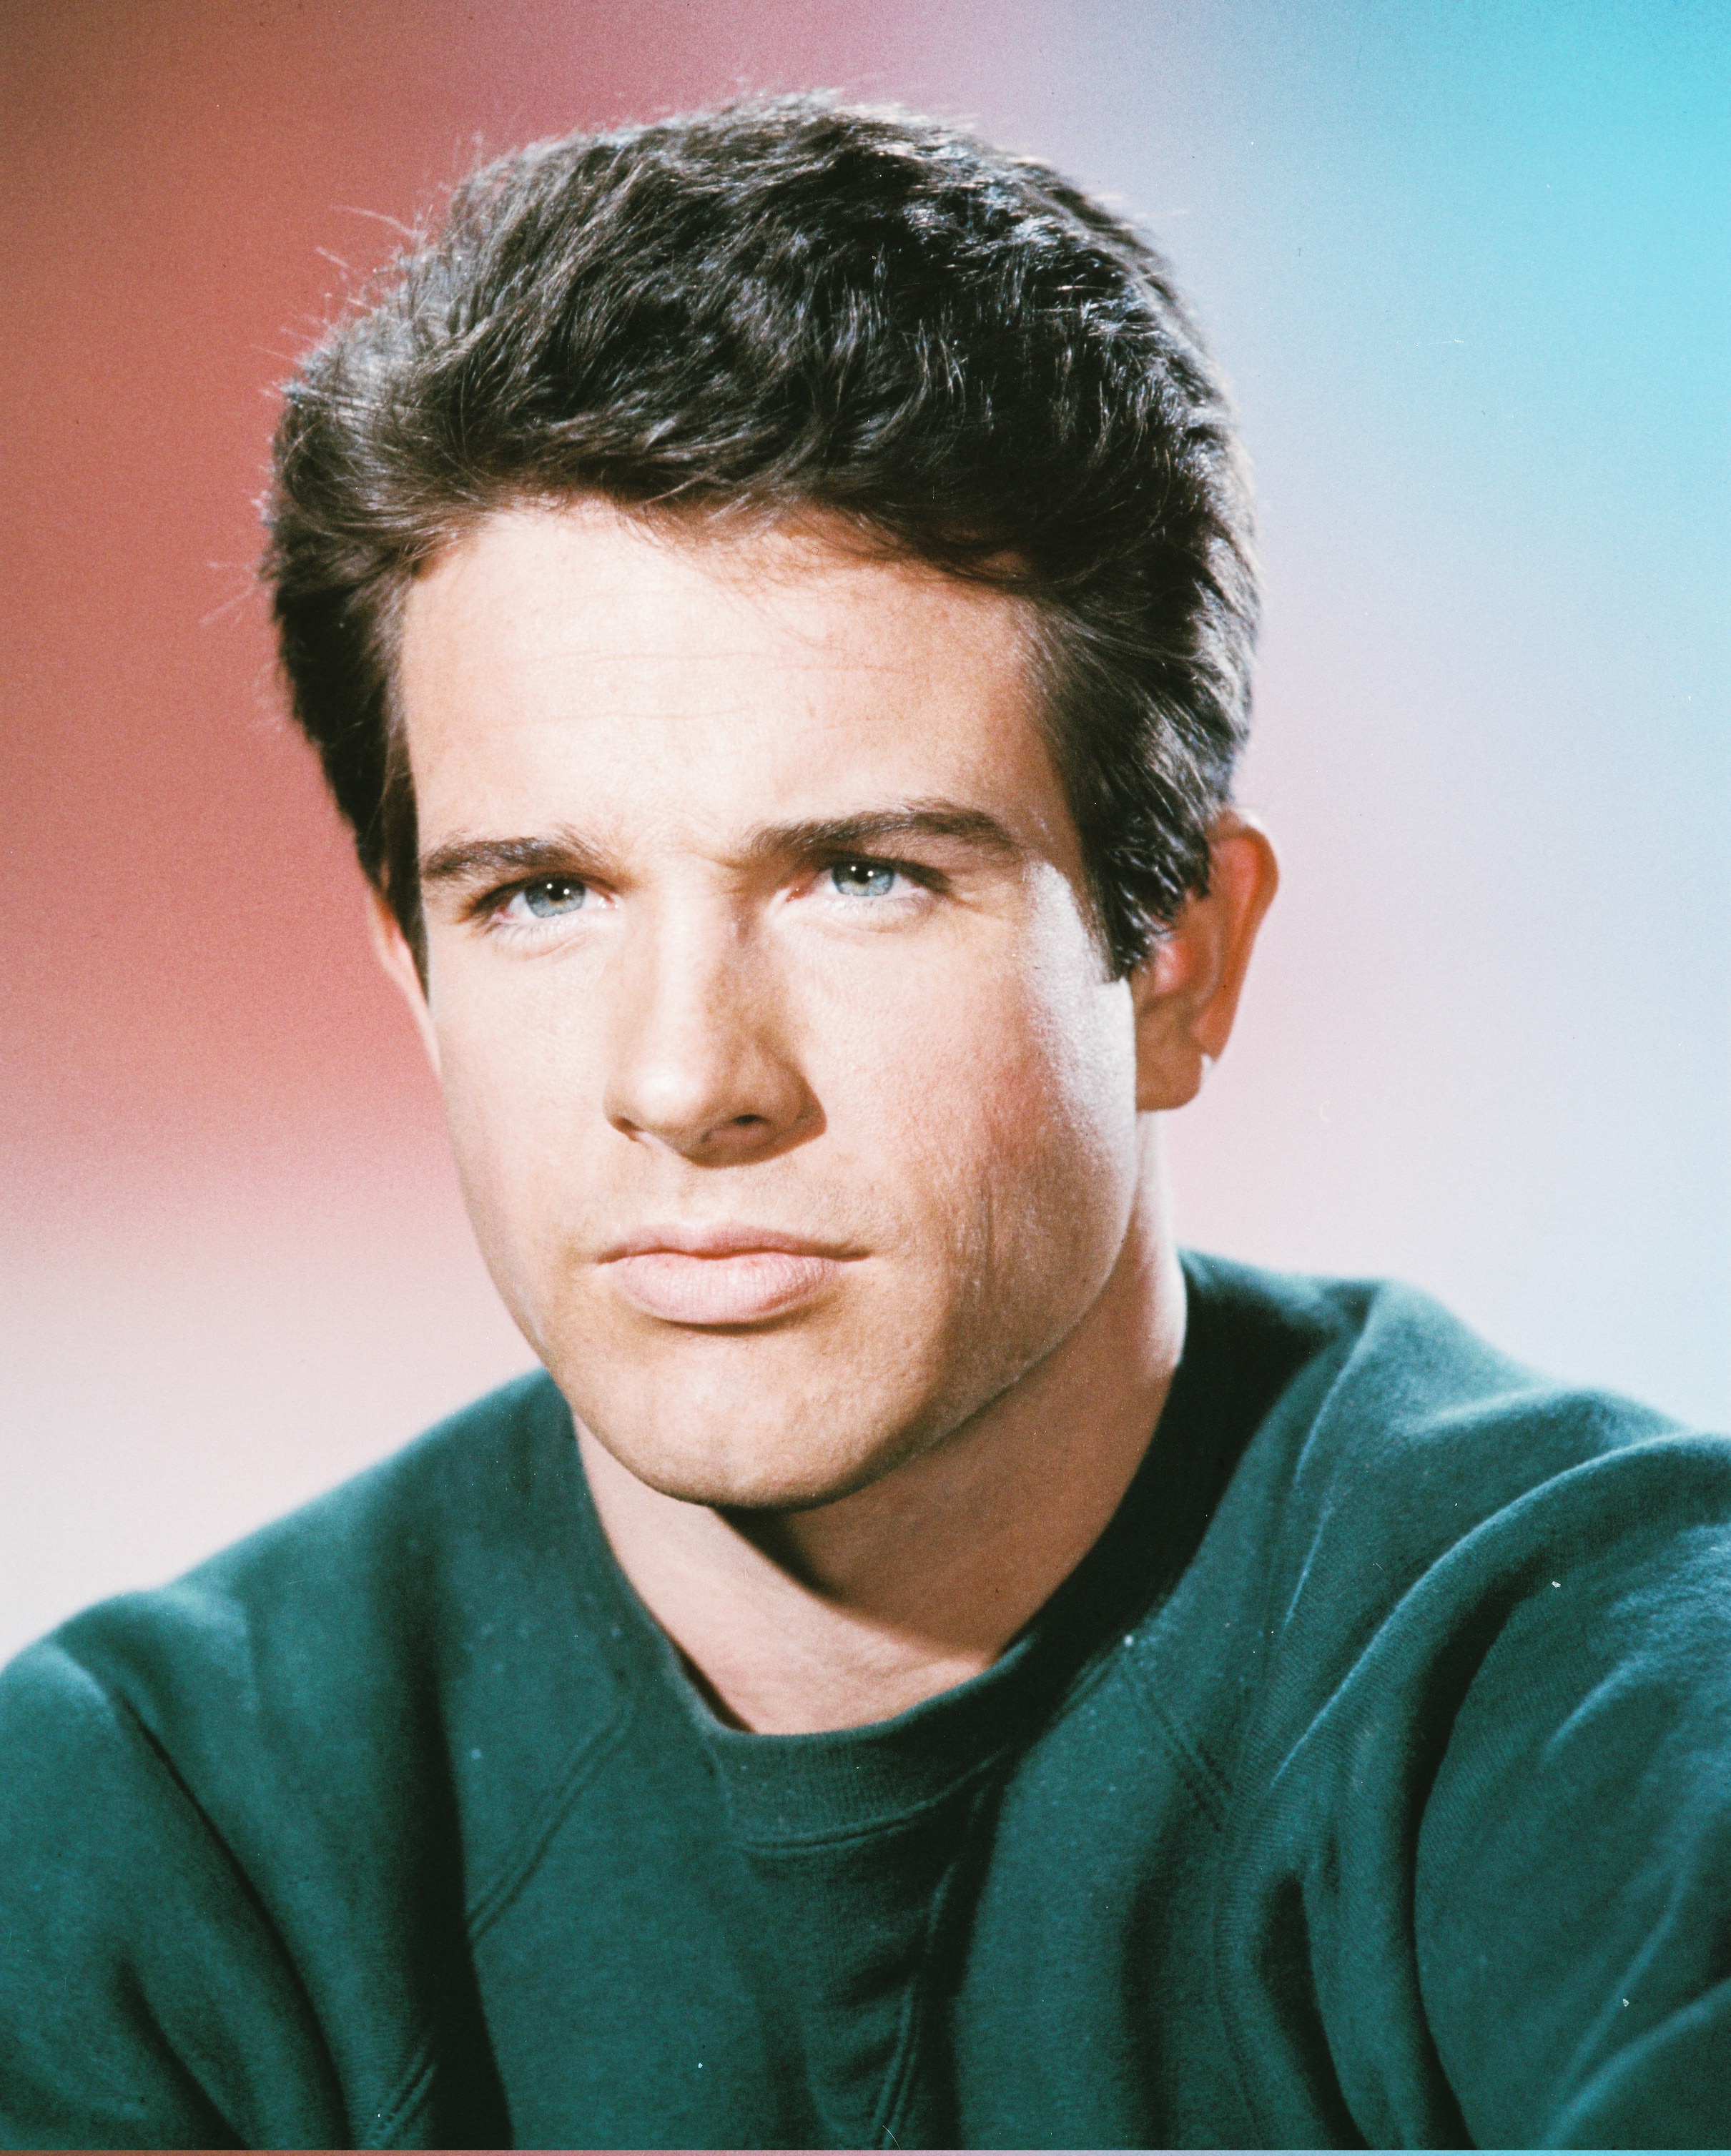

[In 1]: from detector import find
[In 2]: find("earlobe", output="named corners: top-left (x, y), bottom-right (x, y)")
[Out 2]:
top-left (1131, 814), bottom-right (1278, 1113)
top-left (366, 889), bottom-right (441, 1076)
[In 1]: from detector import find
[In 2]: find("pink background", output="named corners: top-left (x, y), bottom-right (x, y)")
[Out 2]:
top-left (6, 0), bottom-right (1727, 1659)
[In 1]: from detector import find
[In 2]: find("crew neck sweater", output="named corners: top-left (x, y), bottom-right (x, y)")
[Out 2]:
top-left (4, 1253), bottom-right (1731, 2150)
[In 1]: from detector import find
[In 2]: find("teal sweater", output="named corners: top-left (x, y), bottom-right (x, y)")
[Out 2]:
top-left (4, 1255), bottom-right (1730, 2150)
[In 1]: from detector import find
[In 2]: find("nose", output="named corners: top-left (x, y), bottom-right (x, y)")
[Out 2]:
top-left (601, 896), bottom-right (819, 1164)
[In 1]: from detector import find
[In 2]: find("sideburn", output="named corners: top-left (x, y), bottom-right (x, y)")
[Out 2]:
top-left (378, 720), bottom-right (427, 989)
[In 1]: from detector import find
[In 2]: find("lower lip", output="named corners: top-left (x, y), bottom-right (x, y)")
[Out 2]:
top-left (608, 1250), bottom-right (842, 1325)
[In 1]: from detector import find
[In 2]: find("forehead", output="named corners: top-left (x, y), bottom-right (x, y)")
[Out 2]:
top-left (394, 500), bottom-right (1077, 864)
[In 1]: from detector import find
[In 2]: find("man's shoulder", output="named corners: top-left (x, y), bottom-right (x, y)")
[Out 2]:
top-left (0, 1374), bottom-right (586, 2149)
top-left (1181, 1246), bottom-right (1689, 1500)
top-left (1160, 1249), bottom-right (1717, 1700)
top-left (1162, 1258), bottom-right (1731, 2151)
top-left (1158, 1251), bottom-right (1731, 1776)
top-left (0, 1366), bottom-right (603, 1799)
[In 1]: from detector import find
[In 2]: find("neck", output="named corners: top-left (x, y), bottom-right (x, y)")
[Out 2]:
top-left (578, 1128), bottom-right (1185, 1734)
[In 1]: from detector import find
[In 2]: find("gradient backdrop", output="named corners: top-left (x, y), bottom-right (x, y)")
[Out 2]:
top-left (6, 0), bottom-right (1728, 1661)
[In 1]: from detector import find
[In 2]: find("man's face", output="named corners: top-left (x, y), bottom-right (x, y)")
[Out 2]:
top-left (395, 501), bottom-right (1147, 1509)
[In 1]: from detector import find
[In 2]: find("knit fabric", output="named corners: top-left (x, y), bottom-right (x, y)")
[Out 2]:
top-left (4, 1252), bottom-right (1728, 2149)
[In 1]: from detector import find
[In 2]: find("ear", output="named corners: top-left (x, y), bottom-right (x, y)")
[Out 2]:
top-left (366, 888), bottom-right (441, 1077)
top-left (1130, 812), bottom-right (1279, 1112)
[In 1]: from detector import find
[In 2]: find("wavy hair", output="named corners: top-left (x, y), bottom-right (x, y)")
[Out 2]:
top-left (264, 94), bottom-right (1257, 975)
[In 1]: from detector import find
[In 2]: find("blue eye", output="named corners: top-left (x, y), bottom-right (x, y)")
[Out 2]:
top-left (829, 861), bottom-right (897, 899)
top-left (520, 878), bottom-right (588, 917)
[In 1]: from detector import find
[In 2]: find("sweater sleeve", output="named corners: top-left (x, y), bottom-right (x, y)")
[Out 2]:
top-left (1414, 1450), bottom-right (1731, 2149)
top-left (0, 1637), bottom-right (346, 2152)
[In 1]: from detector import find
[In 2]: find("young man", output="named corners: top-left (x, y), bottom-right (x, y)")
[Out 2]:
top-left (3, 96), bottom-right (1727, 2152)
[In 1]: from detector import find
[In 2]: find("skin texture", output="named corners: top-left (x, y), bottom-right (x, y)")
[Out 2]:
top-left (381, 500), bottom-right (1277, 1731)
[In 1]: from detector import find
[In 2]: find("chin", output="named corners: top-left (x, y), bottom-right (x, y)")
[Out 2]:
top-left (558, 1335), bottom-right (952, 1515)
top-left (600, 1400), bottom-right (931, 1513)
top-left (536, 1268), bottom-right (1052, 1515)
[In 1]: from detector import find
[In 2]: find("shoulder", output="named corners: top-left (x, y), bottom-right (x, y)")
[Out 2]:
top-left (0, 1364), bottom-right (615, 1904)
top-left (0, 1371), bottom-right (582, 2147)
top-left (1178, 1247), bottom-right (1693, 1552)
top-left (0, 1368), bottom-right (593, 2147)
top-left (1153, 1252), bottom-right (1727, 1779)
top-left (1186, 1250), bottom-right (1731, 1676)
top-left (6, 1367), bottom-right (577, 1725)
top-left (1168, 1259), bottom-right (1731, 2145)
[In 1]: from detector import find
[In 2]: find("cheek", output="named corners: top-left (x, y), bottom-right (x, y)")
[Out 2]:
top-left (827, 920), bottom-right (1140, 1275)
top-left (425, 973), bottom-right (604, 1255)
top-left (982, 976), bottom-right (1140, 1249)
top-left (975, 878), bottom-right (1140, 1176)
top-left (841, 969), bottom-right (1140, 1423)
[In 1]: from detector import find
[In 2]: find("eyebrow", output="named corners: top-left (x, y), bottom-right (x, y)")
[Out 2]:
top-left (744, 804), bottom-right (1023, 867)
top-left (418, 801), bottom-right (1025, 890)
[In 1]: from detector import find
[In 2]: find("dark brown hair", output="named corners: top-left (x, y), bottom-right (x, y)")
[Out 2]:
top-left (264, 94), bottom-right (1257, 974)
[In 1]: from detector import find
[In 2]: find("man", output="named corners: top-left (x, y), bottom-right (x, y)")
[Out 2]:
top-left (2, 94), bottom-right (1727, 2152)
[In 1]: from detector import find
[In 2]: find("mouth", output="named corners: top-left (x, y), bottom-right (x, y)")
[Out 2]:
top-left (601, 1225), bottom-right (854, 1326)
